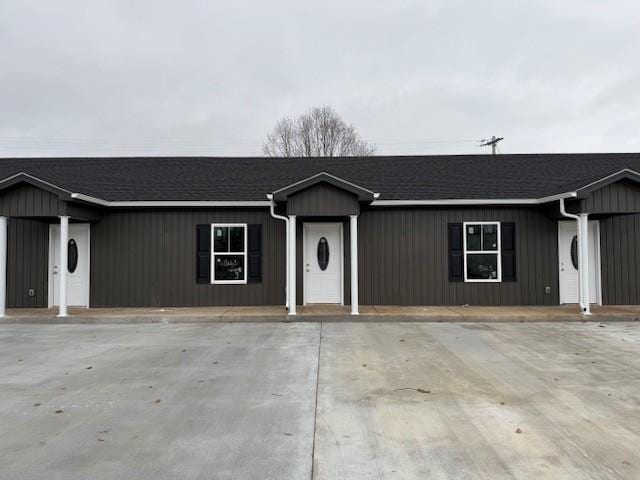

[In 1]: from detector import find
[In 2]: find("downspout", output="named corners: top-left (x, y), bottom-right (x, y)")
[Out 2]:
top-left (559, 197), bottom-right (589, 314)
top-left (267, 194), bottom-right (289, 310)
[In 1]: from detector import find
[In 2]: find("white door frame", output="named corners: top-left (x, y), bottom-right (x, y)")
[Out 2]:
top-left (557, 220), bottom-right (602, 306)
top-left (48, 223), bottom-right (91, 308)
top-left (303, 222), bottom-right (344, 305)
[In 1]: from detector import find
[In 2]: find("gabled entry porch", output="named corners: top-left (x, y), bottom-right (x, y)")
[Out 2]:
top-left (0, 174), bottom-right (100, 318)
top-left (269, 172), bottom-right (378, 316)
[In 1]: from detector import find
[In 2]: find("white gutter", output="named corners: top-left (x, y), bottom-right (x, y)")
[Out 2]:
top-left (67, 189), bottom-right (574, 208)
top-left (70, 193), bottom-right (271, 208)
top-left (371, 192), bottom-right (577, 206)
top-left (266, 194), bottom-right (289, 310)
top-left (70, 192), bottom-right (111, 206)
top-left (559, 197), bottom-right (590, 314)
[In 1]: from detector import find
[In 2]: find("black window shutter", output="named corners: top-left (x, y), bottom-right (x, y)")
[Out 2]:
top-left (448, 223), bottom-right (464, 282)
top-left (247, 224), bottom-right (262, 283)
top-left (501, 222), bottom-right (516, 282)
top-left (196, 224), bottom-right (211, 284)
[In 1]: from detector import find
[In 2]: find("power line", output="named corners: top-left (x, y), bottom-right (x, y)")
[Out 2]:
top-left (479, 136), bottom-right (504, 155)
top-left (0, 134), bottom-right (490, 156)
top-left (0, 135), bottom-right (482, 147)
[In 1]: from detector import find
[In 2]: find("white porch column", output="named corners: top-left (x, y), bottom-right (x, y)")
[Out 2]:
top-left (350, 215), bottom-right (359, 315)
top-left (288, 215), bottom-right (297, 315)
top-left (0, 216), bottom-right (7, 318)
top-left (579, 214), bottom-right (591, 315)
top-left (57, 215), bottom-right (69, 317)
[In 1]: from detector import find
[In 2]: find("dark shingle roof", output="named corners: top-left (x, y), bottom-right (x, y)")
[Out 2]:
top-left (1, 154), bottom-right (639, 202)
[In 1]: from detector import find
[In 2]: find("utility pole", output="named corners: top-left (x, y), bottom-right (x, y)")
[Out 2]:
top-left (480, 136), bottom-right (504, 155)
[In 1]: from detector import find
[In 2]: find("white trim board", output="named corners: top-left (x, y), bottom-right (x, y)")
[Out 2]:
top-left (71, 195), bottom-right (271, 207)
top-left (0, 172), bottom-right (73, 195)
top-left (6, 169), bottom-right (640, 208)
top-left (371, 192), bottom-right (577, 206)
top-left (271, 171), bottom-right (377, 196)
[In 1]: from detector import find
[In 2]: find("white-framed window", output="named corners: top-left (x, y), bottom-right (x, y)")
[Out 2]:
top-left (211, 223), bottom-right (247, 284)
top-left (463, 222), bottom-right (501, 282)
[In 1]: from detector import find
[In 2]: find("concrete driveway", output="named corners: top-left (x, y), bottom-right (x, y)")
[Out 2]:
top-left (1, 322), bottom-right (639, 479)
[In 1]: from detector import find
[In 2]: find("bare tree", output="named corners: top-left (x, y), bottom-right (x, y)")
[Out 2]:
top-left (263, 106), bottom-right (376, 157)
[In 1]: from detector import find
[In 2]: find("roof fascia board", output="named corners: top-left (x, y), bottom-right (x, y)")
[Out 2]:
top-left (371, 192), bottom-right (577, 206)
top-left (272, 171), bottom-right (376, 201)
top-left (69, 192), bottom-right (111, 206)
top-left (69, 193), bottom-right (270, 207)
top-left (0, 172), bottom-right (73, 199)
top-left (575, 168), bottom-right (640, 198)
top-left (107, 200), bottom-right (272, 207)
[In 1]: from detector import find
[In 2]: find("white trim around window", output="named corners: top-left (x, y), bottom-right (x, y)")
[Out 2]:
top-left (463, 221), bottom-right (502, 283)
top-left (211, 223), bottom-right (248, 284)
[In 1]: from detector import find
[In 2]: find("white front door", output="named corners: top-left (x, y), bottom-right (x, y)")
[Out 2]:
top-left (304, 222), bottom-right (343, 304)
top-left (50, 223), bottom-right (90, 307)
top-left (558, 221), bottom-right (600, 305)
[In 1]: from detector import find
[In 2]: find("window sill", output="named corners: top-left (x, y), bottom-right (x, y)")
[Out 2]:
top-left (464, 279), bottom-right (502, 283)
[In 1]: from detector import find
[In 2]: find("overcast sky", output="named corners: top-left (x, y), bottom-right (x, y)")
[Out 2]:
top-left (1, 0), bottom-right (638, 157)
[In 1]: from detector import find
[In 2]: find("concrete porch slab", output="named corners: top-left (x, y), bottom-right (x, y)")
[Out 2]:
top-left (2, 304), bottom-right (640, 324)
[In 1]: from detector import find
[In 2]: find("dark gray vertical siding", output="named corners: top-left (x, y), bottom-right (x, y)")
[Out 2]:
top-left (90, 208), bottom-right (285, 307)
top-left (0, 183), bottom-right (99, 220)
top-left (0, 184), bottom-right (62, 217)
top-left (358, 206), bottom-right (559, 305)
top-left (600, 213), bottom-right (640, 305)
top-left (7, 218), bottom-right (49, 308)
top-left (287, 183), bottom-right (360, 216)
top-left (581, 181), bottom-right (640, 214)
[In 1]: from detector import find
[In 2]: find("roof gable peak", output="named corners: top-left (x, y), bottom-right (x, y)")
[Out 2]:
top-left (272, 172), bottom-right (377, 202)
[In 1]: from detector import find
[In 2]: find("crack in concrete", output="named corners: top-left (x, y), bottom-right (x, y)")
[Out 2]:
top-left (310, 320), bottom-right (323, 480)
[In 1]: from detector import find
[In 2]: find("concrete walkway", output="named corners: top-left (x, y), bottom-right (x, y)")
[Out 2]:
top-left (3, 304), bottom-right (640, 323)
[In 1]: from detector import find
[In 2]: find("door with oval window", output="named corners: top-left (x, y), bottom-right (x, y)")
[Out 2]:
top-left (303, 222), bottom-right (343, 304)
top-left (50, 223), bottom-right (90, 307)
top-left (558, 221), bottom-right (600, 305)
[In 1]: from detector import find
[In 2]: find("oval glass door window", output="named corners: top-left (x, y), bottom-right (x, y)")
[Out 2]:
top-left (570, 235), bottom-right (579, 270)
top-left (68, 239), bottom-right (78, 273)
top-left (317, 237), bottom-right (330, 271)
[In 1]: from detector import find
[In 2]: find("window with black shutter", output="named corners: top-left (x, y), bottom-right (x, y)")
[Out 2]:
top-left (450, 221), bottom-right (513, 283)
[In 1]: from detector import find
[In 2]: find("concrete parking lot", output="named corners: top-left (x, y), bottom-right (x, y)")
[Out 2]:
top-left (1, 321), bottom-right (639, 479)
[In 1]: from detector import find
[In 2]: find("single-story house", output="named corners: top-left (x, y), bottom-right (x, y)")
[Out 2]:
top-left (0, 154), bottom-right (639, 317)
